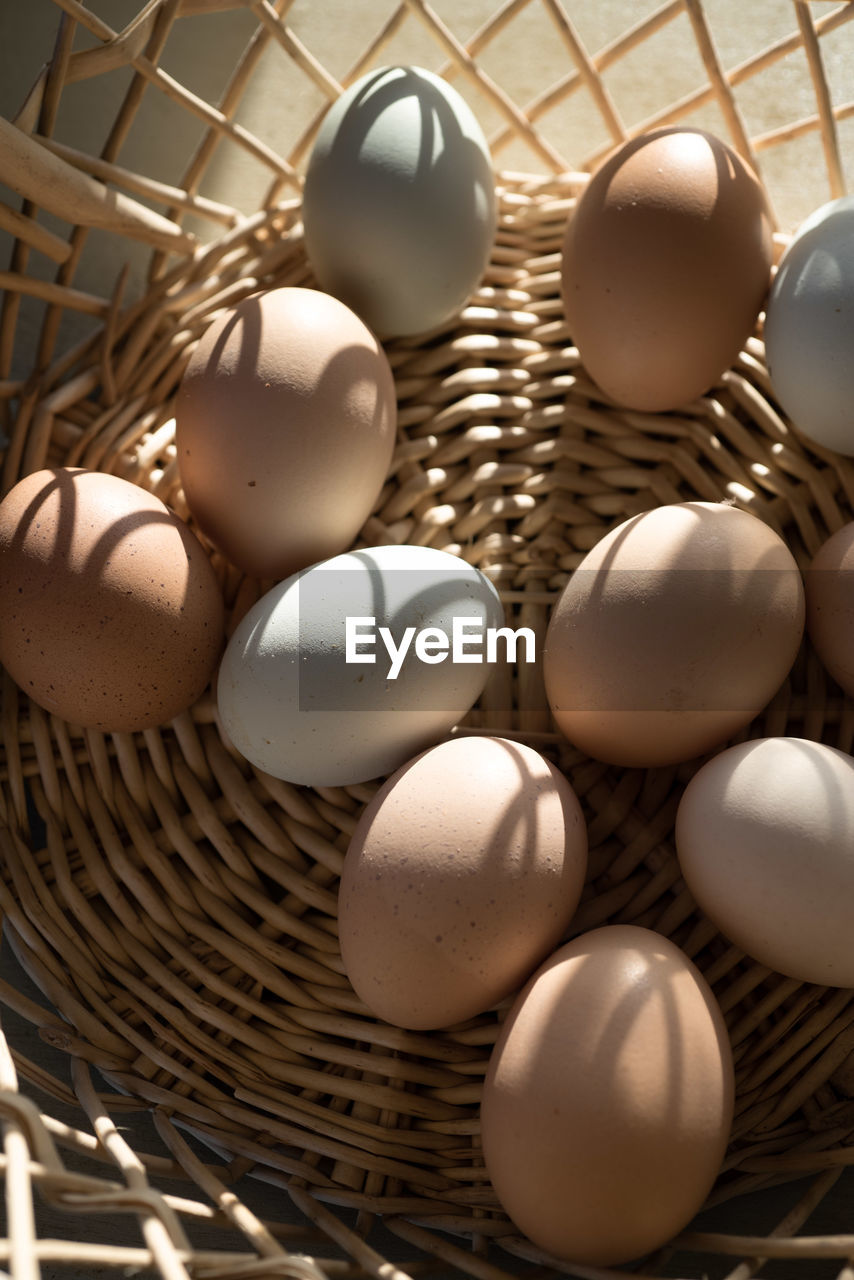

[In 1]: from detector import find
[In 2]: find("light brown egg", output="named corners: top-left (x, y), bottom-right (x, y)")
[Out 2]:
top-left (562, 127), bottom-right (773, 411)
top-left (805, 521), bottom-right (854, 696)
top-left (338, 735), bottom-right (588, 1030)
top-left (0, 467), bottom-right (224, 732)
top-left (543, 501), bottom-right (804, 768)
top-left (175, 286), bottom-right (397, 581)
top-left (480, 924), bottom-right (734, 1267)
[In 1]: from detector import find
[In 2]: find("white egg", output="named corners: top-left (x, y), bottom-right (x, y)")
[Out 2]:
top-left (216, 544), bottom-right (505, 786)
top-left (675, 736), bottom-right (854, 986)
top-left (764, 197), bottom-right (854, 455)
top-left (302, 65), bottom-right (496, 337)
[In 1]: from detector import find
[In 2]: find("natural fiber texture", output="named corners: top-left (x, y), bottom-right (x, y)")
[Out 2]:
top-left (1, 2), bottom-right (854, 1276)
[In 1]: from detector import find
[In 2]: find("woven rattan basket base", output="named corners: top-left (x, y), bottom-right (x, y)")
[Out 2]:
top-left (3, 2), bottom-right (854, 1277)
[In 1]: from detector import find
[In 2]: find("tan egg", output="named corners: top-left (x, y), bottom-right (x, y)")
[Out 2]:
top-left (0, 467), bottom-right (224, 732)
top-left (562, 127), bottom-right (773, 411)
top-left (805, 521), bottom-right (854, 695)
top-left (480, 925), bottom-right (734, 1267)
top-left (175, 286), bottom-right (397, 581)
top-left (338, 735), bottom-right (588, 1030)
top-left (676, 736), bottom-right (854, 986)
top-left (543, 501), bottom-right (804, 767)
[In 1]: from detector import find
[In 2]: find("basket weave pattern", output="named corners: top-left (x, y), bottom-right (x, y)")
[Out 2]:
top-left (2, 2), bottom-right (854, 1276)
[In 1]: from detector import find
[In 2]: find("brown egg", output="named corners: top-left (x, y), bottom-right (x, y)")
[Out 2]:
top-left (0, 467), bottom-right (224, 732)
top-left (480, 925), bottom-right (734, 1267)
top-left (175, 286), bottom-right (397, 581)
top-left (338, 735), bottom-right (588, 1030)
top-left (562, 127), bottom-right (773, 411)
top-left (805, 521), bottom-right (854, 696)
top-left (543, 501), bottom-right (804, 767)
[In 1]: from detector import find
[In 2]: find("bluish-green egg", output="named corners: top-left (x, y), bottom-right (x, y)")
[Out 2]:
top-left (302, 65), bottom-right (496, 337)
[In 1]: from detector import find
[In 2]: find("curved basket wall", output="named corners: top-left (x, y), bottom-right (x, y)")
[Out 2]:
top-left (2, 3), bottom-right (854, 1277)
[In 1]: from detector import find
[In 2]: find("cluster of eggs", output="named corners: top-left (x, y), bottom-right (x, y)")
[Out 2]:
top-left (335, 498), bottom-right (854, 1267)
top-left (1, 63), bottom-right (854, 1270)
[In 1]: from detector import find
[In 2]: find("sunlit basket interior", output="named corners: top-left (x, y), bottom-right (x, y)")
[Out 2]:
top-left (2, 2), bottom-right (854, 1277)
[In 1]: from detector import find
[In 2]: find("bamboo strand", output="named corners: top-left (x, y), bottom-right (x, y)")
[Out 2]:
top-left (34, 135), bottom-right (241, 227)
top-left (793, 0), bottom-right (846, 197)
top-left (0, 117), bottom-right (195, 254)
top-left (49, 0), bottom-right (299, 183)
top-left (0, 204), bottom-right (71, 264)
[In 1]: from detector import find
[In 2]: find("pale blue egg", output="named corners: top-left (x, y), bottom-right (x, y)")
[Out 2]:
top-left (302, 66), bottom-right (496, 337)
top-left (765, 196), bottom-right (854, 456)
top-left (216, 544), bottom-right (506, 786)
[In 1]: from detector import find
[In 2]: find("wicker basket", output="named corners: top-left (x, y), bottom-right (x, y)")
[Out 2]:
top-left (2, 2), bottom-right (854, 1276)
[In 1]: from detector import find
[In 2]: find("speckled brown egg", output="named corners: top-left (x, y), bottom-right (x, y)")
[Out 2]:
top-left (480, 925), bottom-right (734, 1266)
top-left (561, 127), bottom-right (773, 411)
top-left (338, 735), bottom-right (588, 1030)
top-left (175, 286), bottom-right (397, 581)
top-left (0, 467), bottom-right (224, 732)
